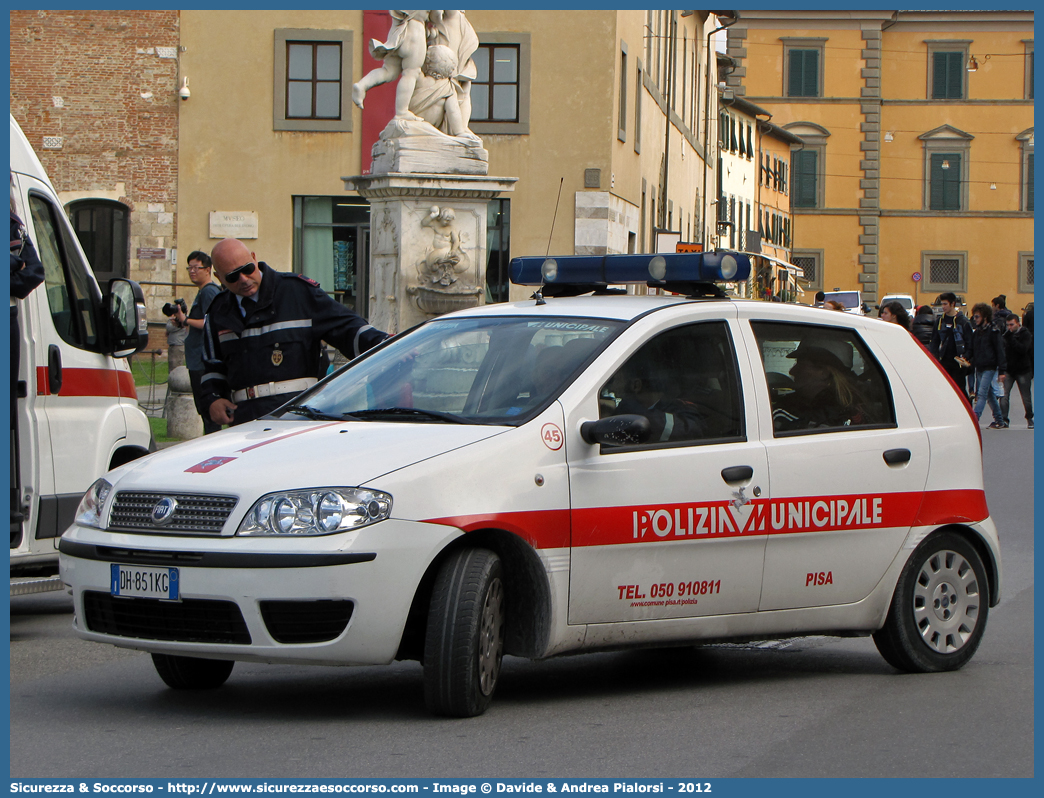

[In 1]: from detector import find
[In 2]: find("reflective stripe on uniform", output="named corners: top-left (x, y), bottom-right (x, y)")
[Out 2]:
top-left (353, 324), bottom-right (374, 357)
top-left (240, 319), bottom-right (313, 339)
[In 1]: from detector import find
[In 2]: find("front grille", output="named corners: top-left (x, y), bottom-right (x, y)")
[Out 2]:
top-left (83, 591), bottom-right (251, 644)
top-left (109, 492), bottom-right (238, 534)
top-left (260, 600), bottom-right (354, 644)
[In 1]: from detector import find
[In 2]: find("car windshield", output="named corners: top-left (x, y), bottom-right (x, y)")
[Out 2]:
top-left (278, 316), bottom-right (624, 425)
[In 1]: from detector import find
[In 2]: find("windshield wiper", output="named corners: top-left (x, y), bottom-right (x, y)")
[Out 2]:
top-left (350, 407), bottom-right (468, 424)
top-left (282, 404), bottom-right (348, 421)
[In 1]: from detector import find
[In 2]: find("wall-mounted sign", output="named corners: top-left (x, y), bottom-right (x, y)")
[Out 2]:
top-left (209, 211), bottom-right (258, 239)
top-left (136, 247), bottom-right (168, 260)
top-left (675, 242), bottom-right (704, 254)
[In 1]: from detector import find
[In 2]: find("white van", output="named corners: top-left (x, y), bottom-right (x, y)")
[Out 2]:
top-left (10, 115), bottom-right (152, 583)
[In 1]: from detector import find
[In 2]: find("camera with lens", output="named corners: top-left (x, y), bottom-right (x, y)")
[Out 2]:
top-left (162, 298), bottom-right (187, 317)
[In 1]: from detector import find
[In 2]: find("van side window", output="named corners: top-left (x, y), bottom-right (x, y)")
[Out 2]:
top-left (598, 321), bottom-right (745, 447)
top-left (29, 193), bottom-right (103, 351)
top-left (750, 321), bottom-right (896, 436)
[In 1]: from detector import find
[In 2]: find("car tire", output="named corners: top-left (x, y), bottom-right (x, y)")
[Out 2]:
top-left (873, 531), bottom-right (989, 673)
top-left (151, 653), bottom-right (234, 689)
top-left (423, 548), bottom-right (505, 717)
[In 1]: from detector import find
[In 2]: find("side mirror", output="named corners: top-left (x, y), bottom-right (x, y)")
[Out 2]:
top-left (580, 414), bottom-right (652, 446)
top-left (105, 278), bottom-right (149, 357)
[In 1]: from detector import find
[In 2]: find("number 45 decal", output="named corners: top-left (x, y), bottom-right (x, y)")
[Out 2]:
top-left (541, 423), bottom-right (564, 450)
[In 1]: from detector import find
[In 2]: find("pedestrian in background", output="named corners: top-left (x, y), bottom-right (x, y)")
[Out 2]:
top-left (929, 292), bottom-right (973, 399)
top-left (879, 301), bottom-right (911, 331)
top-left (968, 302), bottom-right (1007, 428)
top-left (912, 304), bottom-right (935, 346)
top-left (1000, 312), bottom-right (1033, 429)
top-left (174, 251), bottom-right (222, 434)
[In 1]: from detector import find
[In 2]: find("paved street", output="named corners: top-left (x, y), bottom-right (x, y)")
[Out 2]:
top-left (9, 423), bottom-right (1033, 779)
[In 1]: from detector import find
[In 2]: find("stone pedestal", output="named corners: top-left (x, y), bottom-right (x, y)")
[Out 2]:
top-left (164, 365), bottom-right (203, 440)
top-left (342, 173), bottom-right (517, 334)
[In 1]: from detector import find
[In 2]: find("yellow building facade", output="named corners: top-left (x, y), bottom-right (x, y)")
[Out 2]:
top-left (728, 10), bottom-right (1033, 308)
top-left (175, 10), bottom-right (726, 315)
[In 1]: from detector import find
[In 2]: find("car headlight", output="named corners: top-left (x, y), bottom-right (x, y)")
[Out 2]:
top-left (74, 479), bottom-right (112, 530)
top-left (236, 488), bottom-right (392, 536)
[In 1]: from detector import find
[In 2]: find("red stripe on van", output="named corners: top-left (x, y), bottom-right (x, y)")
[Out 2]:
top-left (36, 366), bottom-right (137, 399)
top-left (423, 489), bottom-right (988, 550)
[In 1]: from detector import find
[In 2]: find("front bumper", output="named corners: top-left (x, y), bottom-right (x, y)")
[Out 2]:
top-left (58, 519), bottom-right (462, 665)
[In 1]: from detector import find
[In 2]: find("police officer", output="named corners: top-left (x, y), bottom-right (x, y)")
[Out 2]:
top-left (201, 238), bottom-right (388, 426)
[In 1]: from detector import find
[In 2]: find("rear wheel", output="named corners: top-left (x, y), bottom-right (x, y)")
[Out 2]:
top-left (873, 532), bottom-right (989, 672)
top-left (151, 653), bottom-right (234, 689)
top-left (423, 548), bottom-right (505, 717)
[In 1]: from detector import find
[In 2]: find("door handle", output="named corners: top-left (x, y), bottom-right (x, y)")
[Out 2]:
top-left (721, 465), bottom-right (754, 484)
top-left (47, 344), bottom-right (62, 395)
top-left (882, 448), bottom-right (911, 465)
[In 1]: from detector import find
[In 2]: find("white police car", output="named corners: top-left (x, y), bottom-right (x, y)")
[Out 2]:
top-left (59, 251), bottom-right (1000, 717)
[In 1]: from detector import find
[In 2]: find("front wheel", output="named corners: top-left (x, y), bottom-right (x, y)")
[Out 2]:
top-left (423, 548), bottom-right (505, 717)
top-left (873, 532), bottom-right (989, 673)
top-left (151, 653), bottom-right (234, 689)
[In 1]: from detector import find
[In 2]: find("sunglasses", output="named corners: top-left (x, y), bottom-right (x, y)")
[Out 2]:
top-left (223, 262), bottom-right (257, 283)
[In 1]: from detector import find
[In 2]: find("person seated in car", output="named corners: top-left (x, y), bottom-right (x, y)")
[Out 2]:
top-left (773, 339), bottom-right (868, 431)
top-left (600, 356), bottom-right (706, 443)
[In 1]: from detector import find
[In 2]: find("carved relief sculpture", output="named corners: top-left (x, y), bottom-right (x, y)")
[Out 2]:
top-left (419, 205), bottom-right (468, 286)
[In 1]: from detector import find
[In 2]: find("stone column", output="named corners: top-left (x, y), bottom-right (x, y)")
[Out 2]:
top-left (342, 173), bottom-right (517, 334)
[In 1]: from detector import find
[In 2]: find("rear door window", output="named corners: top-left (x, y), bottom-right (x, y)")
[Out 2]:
top-left (750, 321), bottom-right (896, 436)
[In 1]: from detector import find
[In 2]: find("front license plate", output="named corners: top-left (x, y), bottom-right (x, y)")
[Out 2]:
top-left (110, 564), bottom-right (180, 601)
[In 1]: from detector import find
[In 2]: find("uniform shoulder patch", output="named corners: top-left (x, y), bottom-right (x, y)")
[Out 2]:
top-left (290, 273), bottom-right (321, 287)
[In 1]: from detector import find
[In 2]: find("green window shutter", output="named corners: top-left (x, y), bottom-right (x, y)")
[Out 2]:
top-left (930, 153), bottom-right (961, 210)
top-left (1028, 153), bottom-right (1034, 211)
top-left (793, 150), bottom-right (818, 208)
top-left (789, 49), bottom-right (818, 97)
top-left (932, 52), bottom-right (963, 99)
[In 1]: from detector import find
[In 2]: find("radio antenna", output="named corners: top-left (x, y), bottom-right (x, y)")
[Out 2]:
top-left (546, 177), bottom-right (564, 256)
top-left (532, 177), bottom-right (565, 306)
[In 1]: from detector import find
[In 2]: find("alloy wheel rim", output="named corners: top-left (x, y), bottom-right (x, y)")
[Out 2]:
top-left (478, 577), bottom-right (505, 695)
top-left (912, 549), bottom-right (980, 653)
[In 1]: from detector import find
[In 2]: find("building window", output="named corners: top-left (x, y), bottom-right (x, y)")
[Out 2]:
top-left (67, 199), bottom-right (129, 285)
top-left (782, 38), bottom-right (826, 98)
top-left (926, 40), bottom-right (970, 100)
top-left (470, 33), bottom-right (530, 135)
top-left (921, 251), bottom-right (967, 293)
top-left (928, 153), bottom-right (962, 210)
top-left (792, 250), bottom-right (823, 292)
top-left (1018, 252), bottom-right (1034, 294)
top-left (618, 43), bottom-right (628, 143)
top-left (286, 41), bottom-right (341, 119)
top-left (634, 62), bottom-right (643, 155)
top-left (1025, 42), bottom-right (1034, 100)
top-left (792, 150), bottom-right (818, 208)
top-left (292, 196), bottom-right (369, 316)
top-left (920, 126), bottom-right (972, 211)
top-left (273, 29), bottom-right (352, 133)
top-left (486, 199), bottom-right (511, 303)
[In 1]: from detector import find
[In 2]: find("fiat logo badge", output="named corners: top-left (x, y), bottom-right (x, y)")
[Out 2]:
top-left (151, 497), bottom-right (178, 525)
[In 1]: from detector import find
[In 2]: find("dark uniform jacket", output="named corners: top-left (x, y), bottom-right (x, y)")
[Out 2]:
top-left (911, 309), bottom-right (935, 347)
top-left (1002, 326), bottom-right (1033, 376)
top-left (201, 263), bottom-right (388, 425)
top-left (969, 322), bottom-right (1007, 373)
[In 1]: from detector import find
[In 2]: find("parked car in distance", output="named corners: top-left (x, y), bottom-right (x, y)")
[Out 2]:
top-left (879, 294), bottom-right (915, 312)
top-left (823, 290), bottom-right (866, 315)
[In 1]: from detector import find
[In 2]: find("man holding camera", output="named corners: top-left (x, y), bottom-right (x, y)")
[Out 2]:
top-left (171, 251), bottom-right (222, 433)
top-left (201, 238), bottom-right (389, 426)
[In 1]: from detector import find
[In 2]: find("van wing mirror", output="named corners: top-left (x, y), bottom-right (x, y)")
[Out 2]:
top-left (105, 278), bottom-right (149, 357)
top-left (580, 414), bottom-right (652, 446)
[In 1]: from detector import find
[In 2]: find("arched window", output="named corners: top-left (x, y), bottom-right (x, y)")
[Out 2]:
top-left (66, 199), bottom-right (129, 285)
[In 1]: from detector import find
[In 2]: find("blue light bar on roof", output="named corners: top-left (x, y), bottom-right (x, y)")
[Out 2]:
top-left (509, 250), bottom-right (751, 287)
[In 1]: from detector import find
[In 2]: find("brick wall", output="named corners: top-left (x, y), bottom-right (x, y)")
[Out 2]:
top-left (10, 10), bottom-right (181, 319)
